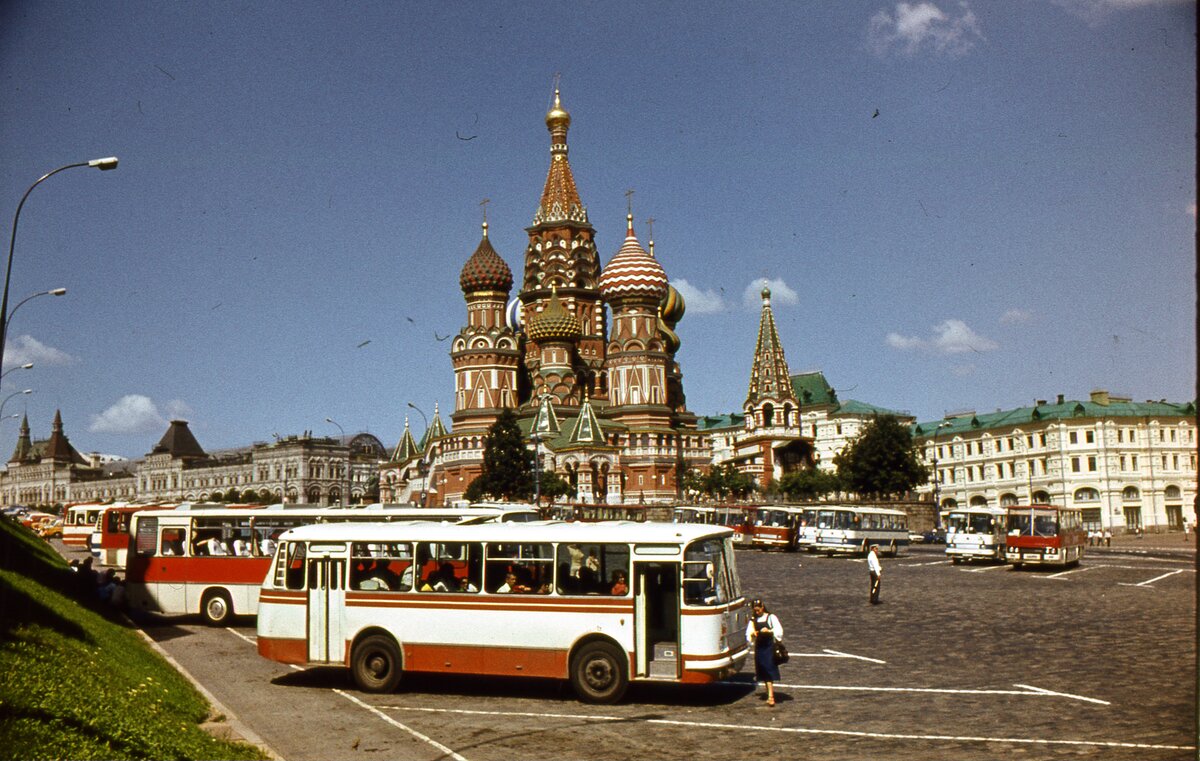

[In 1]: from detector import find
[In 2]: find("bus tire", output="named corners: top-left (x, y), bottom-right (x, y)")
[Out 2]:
top-left (351, 635), bottom-right (403, 693)
top-left (570, 641), bottom-right (628, 704)
top-left (200, 589), bottom-right (233, 626)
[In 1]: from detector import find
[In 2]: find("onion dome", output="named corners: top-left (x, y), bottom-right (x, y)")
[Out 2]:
top-left (545, 87), bottom-right (571, 131)
top-left (505, 296), bottom-right (524, 332)
top-left (659, 284), bottom-right (686, 327)
top-left (528, 287), bottom-right (581, 342)
top-left (598, 215), bottom-right (668, 301)
top-left (459, 222), bottom-right (513, 294)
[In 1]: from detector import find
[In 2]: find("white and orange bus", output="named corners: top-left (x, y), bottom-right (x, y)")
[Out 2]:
top-left (1003, 504), bottom-right (1086, 569)
top-left (89, 503), bottom-right (172, 566)
top-left (125, 504), bottom-right (538, 624)
top-left (749, 505), bottom-right (806, 551)
top-left (256, 520), bottom-right (748, 703)
top-left (943, 505), bottom-right (1007, 563)
top-left (63, 503), bottom-right (106, 548)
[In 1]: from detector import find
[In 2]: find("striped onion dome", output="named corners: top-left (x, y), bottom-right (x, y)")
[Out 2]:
top-left (505, 296), bottom-right (524, 332)
top-left (599, 215), bottom-right (668, 301)
top-left (527, 287), bottom-right (581, 342)
top-left (459, 222), bottom-right (513, 294)
top-left (660, 283), bottom-right (686, 326)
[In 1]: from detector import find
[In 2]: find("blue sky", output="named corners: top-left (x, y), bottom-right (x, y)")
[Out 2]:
top-left (0, 1), bottom-right (1194, 459)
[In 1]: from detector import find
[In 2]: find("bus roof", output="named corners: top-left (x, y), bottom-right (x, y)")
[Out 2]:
top-left (132, 505), bottom-right (537, 522)
top-left (815, 505), bottom-right (908, 516)
top-left (279, 519), bottom-right (732, 545)
top-left (942, 505), bottom-right (1007, 515)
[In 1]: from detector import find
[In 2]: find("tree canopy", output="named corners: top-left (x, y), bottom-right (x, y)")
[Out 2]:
top-left (834, 414), bottom-right (929, 499)
top-left (464, 409), bottom-right (534, 502)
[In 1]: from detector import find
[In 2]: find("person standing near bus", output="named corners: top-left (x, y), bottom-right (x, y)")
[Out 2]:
top-left (746, 598), bottom-right (783, 706)
top-left (867, 544), bottom-right (882, 604)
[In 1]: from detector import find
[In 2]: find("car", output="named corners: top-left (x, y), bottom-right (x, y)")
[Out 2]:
top-left (922, 528), bottom-right (947, 544)
top-left (37, 519), bottom-right (63, 539)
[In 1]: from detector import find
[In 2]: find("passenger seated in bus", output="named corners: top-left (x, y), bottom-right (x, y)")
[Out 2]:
top-left (458, 576), bottom-right (478, 593)
top-left (610, 571), bottom-right (628, 596)
top-left (161, 531), bottom-right (184, 556)
top-left (420, 563), bottom-right (457, 592)
top-left (206, 535), bottom-right (228, 556)
top-left (496, 571), bottom-right (530, 594)
top-left (232, 537), bottom-right (252, 556)
top-left (260, 532), bottom-right (279, 557)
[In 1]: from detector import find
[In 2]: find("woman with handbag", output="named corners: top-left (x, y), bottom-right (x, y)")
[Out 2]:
top-left (745, 597), bottom-right (784, 706)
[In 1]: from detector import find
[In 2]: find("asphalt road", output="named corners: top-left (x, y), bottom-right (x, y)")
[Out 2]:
top-left (113, 542), bottom-right (1196, 761)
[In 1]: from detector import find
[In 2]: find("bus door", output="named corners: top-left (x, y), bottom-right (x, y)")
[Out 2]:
top-left (305, 544), bottom-right (347, 664)
top-left (633, 563), bottom-right (680, 679)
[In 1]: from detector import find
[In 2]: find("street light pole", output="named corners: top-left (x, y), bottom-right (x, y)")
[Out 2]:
top-left (325, 417), bottom-right (348, 507)
top-left (407, 403), bottom-right (430, 505)
top-left (0, 362), bottom-right (33, 381)
top-left (2, 158), bottom-right (117, 386)
top-left (931, 421), bottom-right (952, 526)
top-left (0, 388), bottom-right (32, 420)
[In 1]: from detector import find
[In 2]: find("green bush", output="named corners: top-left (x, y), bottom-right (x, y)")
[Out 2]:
top-left (0, 519), bottom-right (265, 760)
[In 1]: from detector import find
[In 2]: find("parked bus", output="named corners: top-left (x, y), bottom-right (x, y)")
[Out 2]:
top-left (943, 505), bottom-right (1007, 563)
top-left (673, 505), bottom-right (718, 525)
top-left (749, 506), bottom-right (806, 551)
top-left (712, 505), bottom-right (757, 547)
top-left (1003, 504), bottom-right (1086, 569)
top-left (62, 504), bottom-right (106, 548)
top-left (550, 503), bottom-right (652, 522)
top-left (256, 520), bottom-right (748, 703)
top-left (812, 505), bottom-right (908, 556)
top-left (794, 507), bottom-right (820, 551)
top-left (125, 504), bottom-right (538, 624)
top-left (90, 503), bottom-right (170, 566)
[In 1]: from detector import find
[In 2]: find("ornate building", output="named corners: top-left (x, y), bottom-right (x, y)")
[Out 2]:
top-left (0, 414), bottom-right (386, 508)
top-left (381, 89), bottom-right (710, 505)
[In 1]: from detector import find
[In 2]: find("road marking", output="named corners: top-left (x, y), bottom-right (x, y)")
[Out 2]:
top-left (225, 627), bottom-right (256, 646)
top-left (963, 563), bottom-right (1008, 573)
top-left (1128, 569), bottom-right (1188, 587)
top-left (336, 690), bottom-right (469, 761)
top-left (821, 648), bottom-right (887, 664)
top-left (774, 682), bottom-right (1108, 704)
top-left (374, 704), bottom-right (1190, 752)
top-left (1013, 683), bottom-right (1110, 705)
top-left (1044, 565), bottom-right (1095, 579)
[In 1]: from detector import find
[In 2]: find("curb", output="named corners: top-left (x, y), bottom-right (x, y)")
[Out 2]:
top-left (129, 622), bottom-right (285, 761)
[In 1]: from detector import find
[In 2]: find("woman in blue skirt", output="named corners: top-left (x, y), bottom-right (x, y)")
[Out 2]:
top-left (745, 597), bottom-right (784, 706)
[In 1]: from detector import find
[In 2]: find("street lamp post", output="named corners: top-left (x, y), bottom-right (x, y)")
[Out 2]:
top-left (930, 421), bottom-right (952, 525)
top-left (0, 388), bottom-right (32, 420)
top-left (325, 417), bottom-right (348, 507)
top-left (407, 403), bottom-right (430, 506)
top-left (0, 362), bottom-right (33, 381)
top-left (531, 432), bottom-right (542, 509)
top-left (3, 158), bottom-right (118, 386)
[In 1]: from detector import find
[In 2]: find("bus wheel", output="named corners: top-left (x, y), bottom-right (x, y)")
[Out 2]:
top-left (351, 635), bottom-right (403, 693)
top-left (200, 589), bottom-right (233, 626)
top-left (951, 557), bottom-right (961, 565)
top-left (570, 641), bottom-right (628, 704)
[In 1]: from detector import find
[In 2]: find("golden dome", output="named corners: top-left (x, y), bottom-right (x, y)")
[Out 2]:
top-left (528, 287), bottom-right (581, 342)
top-left (545, 87), bottom-right (571, 131)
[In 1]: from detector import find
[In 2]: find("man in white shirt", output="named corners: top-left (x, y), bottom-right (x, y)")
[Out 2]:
top-left (206, 536), bottom-right (228, 556)
top-left (867, 544), bottom-right (882, 604)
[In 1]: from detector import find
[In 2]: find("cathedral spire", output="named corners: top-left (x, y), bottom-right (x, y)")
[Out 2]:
top-left (533, 85), bottom-right (589, 227)
top-left (744, 286), bottom-right (798, 409)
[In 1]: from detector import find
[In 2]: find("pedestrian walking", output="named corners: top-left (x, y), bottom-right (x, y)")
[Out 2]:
top-left (867, 543), bottom-right (883, 604)
top-left (745, 598), bottom-right (783, 707)
top-left (1103, 528), bottom-right (1112, 547)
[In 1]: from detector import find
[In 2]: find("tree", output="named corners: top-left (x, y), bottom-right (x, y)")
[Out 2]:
top-left (463, 408), bottom-right (534, 502)
top-left (834, 415), bottom-right (929, 499)
top-left (537, 470), bottom-right (574, 503)
top-left (778, 467), bottom-right (841, 500)
top-left (702, 463), bottom-right (756, 501)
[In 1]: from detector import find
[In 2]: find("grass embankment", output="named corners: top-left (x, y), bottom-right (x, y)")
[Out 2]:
top-left (0, 519), bottom-right (266, 760)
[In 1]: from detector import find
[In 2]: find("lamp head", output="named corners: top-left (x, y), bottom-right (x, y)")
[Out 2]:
top-left (49, 288), bottom-right (66, 296)
top-left (88, 157), bottom-right (119, 171)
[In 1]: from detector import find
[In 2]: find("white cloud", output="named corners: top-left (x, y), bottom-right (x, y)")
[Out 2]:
top-left (2, 334), bottom-right (75, 369)
top-left (743, 278), bottom-right (799, 310)
top-left (1000, 308), bottom-right (1033, 325)
top-left (164, 399), bottom-right (194, 420)
top-left (89, 395), bottom-right (170, 435)
top-left (886, 319), bottom-right (999, 354)
top-left (671, 278), bottom-right (726, 314)
top-left (868, 2), bottom-right (984, 57)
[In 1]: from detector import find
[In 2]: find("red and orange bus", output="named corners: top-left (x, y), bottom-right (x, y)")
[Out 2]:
top-left (1003, 504), bottom-right (1086, 569)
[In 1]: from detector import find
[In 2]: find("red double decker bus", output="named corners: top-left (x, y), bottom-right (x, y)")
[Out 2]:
top-left (1003, 504), bottom-right (1086, 569)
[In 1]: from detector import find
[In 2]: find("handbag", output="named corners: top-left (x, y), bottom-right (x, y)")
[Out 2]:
top-left (773, 641), bottom-right (789, 664)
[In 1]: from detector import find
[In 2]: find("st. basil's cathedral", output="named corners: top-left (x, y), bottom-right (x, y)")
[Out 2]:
top-left (379, 89), bottom-right (717, 506)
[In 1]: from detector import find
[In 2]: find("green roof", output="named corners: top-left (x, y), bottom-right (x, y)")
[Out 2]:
top-left (912, 398), bottom-right (1197, 438)
top-left (834, 399), bottom-right (910, 418)
top-left (791, 371), bottom-right (838, 407)
top-left (697, 413), bottom-right (745, 432)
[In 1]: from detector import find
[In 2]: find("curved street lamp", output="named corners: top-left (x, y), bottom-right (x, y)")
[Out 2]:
top-left (0, 388), bottom-right (32, 420)
top-left (2, 158), bottom-right (118, 389)
top-left (0, 362), bottom-right (33, 381)
top-left (325, 417), bottom-right (348, 507)
top-left (930, 420), bottom-right (953, 525)
top-left (407, 403), bottom-right (431, 506)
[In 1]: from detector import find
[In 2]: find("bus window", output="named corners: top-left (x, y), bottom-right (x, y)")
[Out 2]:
top-left (683, 538), bottom-right (733, 606)
top-left (415, 542), bottom-right (481, 592)
top-left (160, 529), bottom-right (185, 556)
top-left (350, 542), bottom-right (413, 592)
top-left (136, 518), bottom-right (158, 557)
top-left (1007, 513), bottom-right (1032, 536)
top-left (284, 543), bottom-right (307, 591)
top-left (556, 543), bottom-right (629, 596)
top-left (485, 542), bottom-right (553, 594)
top-left (1033, 514), bottom-right (1057, 537)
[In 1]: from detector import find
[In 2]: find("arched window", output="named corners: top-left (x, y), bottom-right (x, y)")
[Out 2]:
top-left (999, 493), bottom-right (1019, 507)
top-left (1033, 490), bottom-right (1051, 504)
top-left (969, 495), bottom-right (988, 507)
top-left (1074, 487), bottom-right (1100, 502)
top-left (1165, 485), bottom-right (1182, 500)
top-left (941, 497), bottom-right (958, 509)
top-left (762, 403), bottom-right (774, 427)
top-left (1122, 486), bottom-right (1140, 501)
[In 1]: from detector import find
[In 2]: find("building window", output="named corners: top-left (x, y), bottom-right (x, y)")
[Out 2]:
top-left (1085, 430), bottom-right (1094, 444)
top-left (1071, 457), bottom-right (1081, 473)
top-left (1087, 456), bottom-right (1097, 472)
top-left (1074, 488), bottom-right (1100, 502)
top-left (1122, 486), bottom-right (1140, 501)
top-left (1069, 432), bottom-right (1078, 444)
top-left (1039, 433), bottom-right (1047, 447)
top-left (1116, 429), bottom-right (1123, 443)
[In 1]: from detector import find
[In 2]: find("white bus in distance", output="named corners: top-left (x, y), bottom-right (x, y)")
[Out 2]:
top-left (125, 504), bottom-right (538, 624)
top-left (256, 520), bottom-right (749, 704)
top-left (813, 505), bottom-right (908, 556)
top-left (62, 503), bottom-right (106, 548)
top-left (943, 505), bottom-right (1007, 563)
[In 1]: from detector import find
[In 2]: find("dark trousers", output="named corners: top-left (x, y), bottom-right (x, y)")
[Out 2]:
top-left (869, 572), bottom-right (881, 604)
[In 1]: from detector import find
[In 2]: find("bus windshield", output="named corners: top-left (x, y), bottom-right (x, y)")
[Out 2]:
top-left (683, 537), bottom-right (738, 606)
top-left (948, 512), bottom-right (996, 534)
top-left (1007, 510), bottom-right (1059, 536)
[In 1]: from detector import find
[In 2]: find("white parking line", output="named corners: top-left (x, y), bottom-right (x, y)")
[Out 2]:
top-left (1129, 569), bottom-right (1188, 587)
top-left (821, 648), bottom-right (887, 664)
top-left (1044, 565), bottom-right (1095, 579)
top-left (374, 704), bottom-right (1191, 752)
top-left (336, 690), bottom-right (469, 761)
top-left (225, 627), bottom-right (256, 645)
top-left (963, 563), bottom-right (1008, 573)
top-left (1013, 683), bottom-right (1109, 705)
top-left (775, 682), bottom-right (1109, 704)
